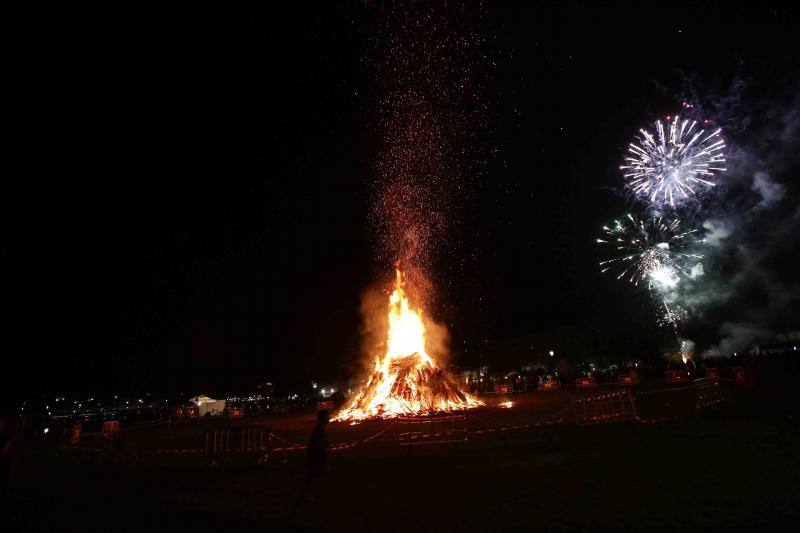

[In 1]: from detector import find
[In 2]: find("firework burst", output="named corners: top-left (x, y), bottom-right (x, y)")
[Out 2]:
top-left (597, 214), bottom-right (703, 291)
top-left (621, 115), bottom-right (726, 209)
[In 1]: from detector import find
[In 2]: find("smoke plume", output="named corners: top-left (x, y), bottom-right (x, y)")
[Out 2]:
top-left (673, 81), bottom-right (800, 356)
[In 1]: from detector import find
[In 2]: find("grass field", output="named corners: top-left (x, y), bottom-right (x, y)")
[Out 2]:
top-left (2, 385), bottom-right (798, 531)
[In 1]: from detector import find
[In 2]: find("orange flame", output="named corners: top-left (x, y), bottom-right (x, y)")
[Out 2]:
top-left (334, 269), bottom-right (482, 421)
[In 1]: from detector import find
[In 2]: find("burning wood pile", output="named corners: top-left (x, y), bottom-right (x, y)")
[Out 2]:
top-left (335, 270), bottom-right (481, 422)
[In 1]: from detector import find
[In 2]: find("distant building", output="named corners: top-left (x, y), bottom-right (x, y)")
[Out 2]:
top-left (750, 342), bottom-right (799, 356)
top-left (750, 331), bottom-right (799, 357)
top-left (191, 395), bottom-right (226, 417)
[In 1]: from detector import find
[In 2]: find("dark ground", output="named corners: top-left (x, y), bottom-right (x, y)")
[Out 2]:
top-left (2, 385), bottom-right (799, 531)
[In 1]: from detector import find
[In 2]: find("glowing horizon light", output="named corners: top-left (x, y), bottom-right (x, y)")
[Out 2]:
top-left (621, 115), bottom-right (726, 209)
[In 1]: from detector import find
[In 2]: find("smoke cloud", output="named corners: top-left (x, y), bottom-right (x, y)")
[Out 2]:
top-left (672, 81), bottom-right (800, 356)
top-left (751, 171), bottom-right (786, 209)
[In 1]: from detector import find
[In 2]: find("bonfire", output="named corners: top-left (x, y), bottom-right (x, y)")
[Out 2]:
top-left (334, 269), bottom-right (482, 421)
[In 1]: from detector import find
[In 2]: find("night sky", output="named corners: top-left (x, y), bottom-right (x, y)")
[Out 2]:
top-left (11, 2), bottom-right (799, 403)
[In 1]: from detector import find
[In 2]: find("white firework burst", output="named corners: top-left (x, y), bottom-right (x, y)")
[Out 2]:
top-left (621, 115), bottom-right (726, 209)
top-left (597, 214), bottom-right (703, 291)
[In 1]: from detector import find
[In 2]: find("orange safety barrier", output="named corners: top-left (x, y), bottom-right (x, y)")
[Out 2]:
top-left (538, 380), bottom-right (560, 390)
top-left (102, 421), bottom-right (120, 439)
top-left (69, 424), bottom-right (82, 444)
top-left (694, 377), bottom-right (724, 411)
top-left (396, 414), bottom-right (467, 446)
top-left (229, 408), bottom-right (244, 418)
top-left (571, 389), bottom-right (636, 424)
top-left (575, 377), bottom-right (597, 388)
top-left (494, 384), bottom-right (512, 394)
top-left (618, 373), bottom-right (639, 385)
top-left (316, 400), bottom-right (334, 410)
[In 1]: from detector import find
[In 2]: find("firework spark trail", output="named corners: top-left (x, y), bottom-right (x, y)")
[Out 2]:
top-left (660, 298), bottom-right (684, 335)
top-left (597, 214), bottom-right (704, 292)
top-left (620, 115), bottom-right (726, 209)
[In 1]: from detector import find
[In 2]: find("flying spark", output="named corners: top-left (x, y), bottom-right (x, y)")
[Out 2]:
top-left (659, 298), bottom-right (687, 334)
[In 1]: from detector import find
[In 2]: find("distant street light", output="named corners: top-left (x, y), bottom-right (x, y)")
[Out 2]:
top-left (549, 350), bottom-right (555, 357)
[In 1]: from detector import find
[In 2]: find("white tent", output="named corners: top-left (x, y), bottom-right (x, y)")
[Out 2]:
top-left (190, 395), bottom-right (226, 417)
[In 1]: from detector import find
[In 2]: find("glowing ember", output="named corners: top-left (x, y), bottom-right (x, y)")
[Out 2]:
top-left (500, 401), bottom-right (513, 409)
top-left (334, 270), bottom-right (482, 422)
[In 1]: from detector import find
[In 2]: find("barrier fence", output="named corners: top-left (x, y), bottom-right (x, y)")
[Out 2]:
top-left (203, 426), bottom-right (272, 464)
top-left (634, 377), bottom-right (725, 423)
top-left (538, 380), bottom-right (560, 390)
top-left (102, 421), bottom-right (120, 440)
top-left (69, 424), bottom-right (82, 444)
top-left (664, 370), bottom-right (691, 383)
top-left (571, 389), bottom-right (637, 424)
top-left (396, 414), bottom-right (467, 446)
top-left (469, 407), bottom-right (569, 435)
top-left (694, 377), bottom-right (724, 411)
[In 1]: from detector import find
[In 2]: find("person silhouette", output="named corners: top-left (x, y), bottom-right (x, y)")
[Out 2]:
top-left (306, 409), bottom-right (329, 486)
top-left (288, 409), bottom-right (330, 519)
